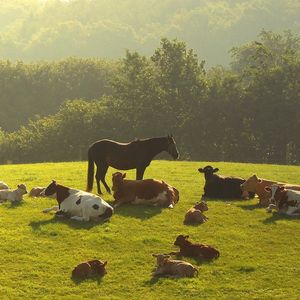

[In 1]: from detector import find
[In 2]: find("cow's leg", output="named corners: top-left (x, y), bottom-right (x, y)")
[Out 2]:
top-left (96, 164), bottom-right (111, 194)
top-left (43, 206), bottom-right (59, 213)
top-left (136, 166), bottom-right (146, 180)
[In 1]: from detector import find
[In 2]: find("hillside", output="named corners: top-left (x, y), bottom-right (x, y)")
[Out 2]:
top-left (0, 160), bottom-right (299, 299)
top-left (0, 0), bottom-right (299, 65)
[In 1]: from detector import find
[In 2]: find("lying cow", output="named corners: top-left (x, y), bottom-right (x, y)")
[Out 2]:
top-left (72, 260), bottom-right (107, 278)
top-left (184, 201), bottom-right (208, 225)
top-left (240, 174), bottom-right (300, 207)
top-left (42, 180), bottom-right (113, 222)
top-left (265, 184), bottom-right (300, 216)
top-left (198, 166), bottom-right (254, 200)
top-left (0, 181), bottom-right (9, 190)
top-left (172, 235), bottom-right (220, 260)
top-left (0, 184), bottom-right (27, 203)
top-left (152, 254), bottom-right (198, 278)
top-left (29, 186), bottom-right (56, 198)
top-left (111, 172), bottom-right (179, 208)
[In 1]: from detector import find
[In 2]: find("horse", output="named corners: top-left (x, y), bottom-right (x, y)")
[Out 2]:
top-left (86, 135), bottom-right (179, 194)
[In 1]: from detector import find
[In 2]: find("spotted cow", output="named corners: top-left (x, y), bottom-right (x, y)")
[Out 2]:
top-left (41, 180), bottom-right (113, 222)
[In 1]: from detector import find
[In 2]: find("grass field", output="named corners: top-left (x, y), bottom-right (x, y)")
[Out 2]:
top-left (0, 160), bottom-right (299, 300)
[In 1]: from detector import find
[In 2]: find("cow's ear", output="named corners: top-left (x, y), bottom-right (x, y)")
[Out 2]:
top-left (184, 235), bottom-right (189, 239)
top-left (198, 168), bottom-right (204, 173)
top-left (152, 254), bottom-right (158, 257)
top-left (52, 180), bottom-right (56, 184)
top-left (103, 261), bottom-right (107, 266)
top-left (265, 187), bottom-right (271, 192)
top-left (279, 186), bottom-right (285, 191)
top-left (213, 168), bottom-right (219, 173)
top-left (122, 173), bottom-right (126, 179)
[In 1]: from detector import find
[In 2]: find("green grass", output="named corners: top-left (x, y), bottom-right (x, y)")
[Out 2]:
top-left (0, 160), bottom-right (299, 300)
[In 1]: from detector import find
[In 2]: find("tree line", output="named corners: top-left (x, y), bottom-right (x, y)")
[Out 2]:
top-left (0, 30), bottom-right (299, 165)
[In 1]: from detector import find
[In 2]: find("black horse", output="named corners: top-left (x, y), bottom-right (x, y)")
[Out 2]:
top-left (86, 135), bottom-right (179, 194)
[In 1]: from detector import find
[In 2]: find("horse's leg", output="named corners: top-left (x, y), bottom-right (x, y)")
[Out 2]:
top-left (95, 164), bottom-right (103, 195)
top-left (98, 164), bottom-right (111, 194)
top-left (136, 166), bottom-right (146, 180)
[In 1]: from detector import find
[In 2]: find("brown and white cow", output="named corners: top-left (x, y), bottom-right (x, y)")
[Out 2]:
top-left (240, 174), bottom-right (300, 207)
top-left (41, 180), bottom-right (113, 222)
top-left (111, 172), bottom-right (179, 208)
top-left (265, 184), bottom-right (300, 216)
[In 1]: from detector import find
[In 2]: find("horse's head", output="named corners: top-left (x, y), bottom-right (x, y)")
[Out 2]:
top-left (166, 135), bottom-right (179, 159)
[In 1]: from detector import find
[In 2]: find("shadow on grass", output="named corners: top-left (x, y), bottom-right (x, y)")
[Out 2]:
top-left (262, 212), bottom-right (299, 224)
top-left (29, 215), bottom-right (108, 231)
top-left (236, 203), bottom-right (261, 210)
top-left (71, 275), bottom-right (104, 285)
top-left (113, 204), bottom-right (163, 220)
top-left (0, 200), bottom-right (25, 209)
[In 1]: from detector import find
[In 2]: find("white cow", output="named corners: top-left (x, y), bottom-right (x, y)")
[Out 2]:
top-left (41, 180), bottom-right (113, 222)
top-left (0, 184), bottom-right (27, 203)
top-left (265, 184), bottom-right (300, 216)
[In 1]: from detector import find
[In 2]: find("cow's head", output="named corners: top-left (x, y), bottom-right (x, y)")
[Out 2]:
top-left (152, 254), bottom-right (170, 266)
top-left (89, 260), bottom-right (107, 276)
top-left (194, 201), bottom-right (208, 212)
top-left (112, 172), bottom-right (126, 191)
top-left (166, 134), bottom-right (179, 160)
top-left (174, 234), bottom-right (189, 246)
top-left (17, 183), bottom-right (27, 194)
top-left (265, 184), bottom-right (284, 204)
top-left (43, 180), bottom-right (58, 196)
top-left (240, 174), bottom-right (262, 192)
top-left (198, 166), bottom-right (219, 178)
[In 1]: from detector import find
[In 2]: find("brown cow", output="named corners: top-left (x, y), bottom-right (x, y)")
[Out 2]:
top-left (72, 260), bottom-right (107, 278)
top-left (152, 254), bottom-right (198, 278)
top-left (240, 174), bottom-right (300, 207)
top-left (111, 172), bottom-right (179, 208)
top-left (184, 201), bottom-right (208, 225)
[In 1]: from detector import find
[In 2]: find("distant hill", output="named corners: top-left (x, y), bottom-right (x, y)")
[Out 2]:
top-left (0, 0), bottom-right (299, 66)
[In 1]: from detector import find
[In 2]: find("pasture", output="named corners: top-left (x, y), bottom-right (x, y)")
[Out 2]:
top-left (0, 160), bottom-right (299, 299)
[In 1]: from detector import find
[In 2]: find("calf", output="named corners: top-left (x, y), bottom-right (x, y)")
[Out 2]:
top-left (265, 184), bottom-right (300, 216)
top-left (112, 172), bottom-right (179, 208)
top-left (29, 187), bottom-right (56, 198)
top-left (72, 260), bottom-right (107, 278)
top-left (42, 180), bottom-right (113, 222)
top-left (184, 201), bottom-right (208, 225)
top-left (198, 166), bottom-right (254, 200)
top-left (173, 235), bottom-right (220, 260)
top-left (240, 175), bottom-right (300, 207)
top-left (0, 184), bottom-right (27, 203)
top-left (152, 254), bottom-right (198, 278)
top-left (0, 181), bottom-right (9, 190)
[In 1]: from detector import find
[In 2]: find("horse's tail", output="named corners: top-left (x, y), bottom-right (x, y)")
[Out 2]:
top-left (86, 146), bottom-right (94, 192)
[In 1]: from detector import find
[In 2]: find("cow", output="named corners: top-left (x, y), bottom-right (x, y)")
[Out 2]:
top-left (152, 254), bottom-right (198, 278)
top-left (198, 165), bottom-right (255, 200)
top-left (0, 181), bottom-right (9, 190)
top-left (72, 260), bottom-right (107, 278)
top-left (41, 180), bottom-right (113, 222)
top-left (0, 184), bottom-right (27, 203)
top-left (184, 201), bottom-right (208, 225)
top-left (172, 235), bottom-right (220, 261)
top-left (265, 184), bottom-right (300, 216)
top-left (240, 174), bottom-right (300, 207)
top-left (111, 172), bottom-right (179, 208)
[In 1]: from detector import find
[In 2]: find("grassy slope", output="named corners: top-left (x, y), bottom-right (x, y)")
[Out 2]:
top-left (0, 160), bottom-right (299, 300)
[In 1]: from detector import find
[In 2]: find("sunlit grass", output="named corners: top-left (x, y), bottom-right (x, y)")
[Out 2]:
top-left (0, 160), bottom-right (299, 299)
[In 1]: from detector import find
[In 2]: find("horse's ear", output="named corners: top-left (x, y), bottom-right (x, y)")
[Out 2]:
top-left (122, 173), bottom-right (126, 179)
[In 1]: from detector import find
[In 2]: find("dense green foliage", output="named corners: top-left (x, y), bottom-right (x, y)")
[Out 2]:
top-left (0, 0), bottom-right (300, 65)
top-left (0, 160), bottom-right (300, 299)
top-left (0, 31), bottom-right (299, 164)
